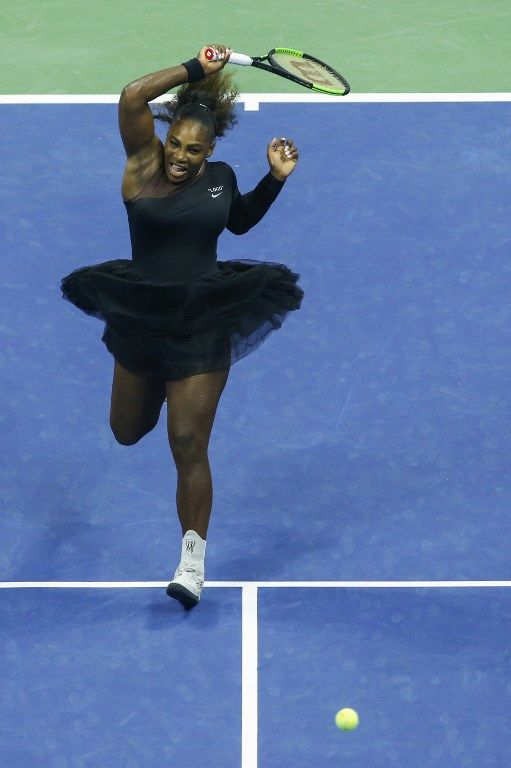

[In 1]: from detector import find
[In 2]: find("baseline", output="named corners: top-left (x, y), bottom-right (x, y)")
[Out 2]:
top-left (1, 580), bottom-right (510, 588)
top-left (1, 93), bottom-right (511, 111)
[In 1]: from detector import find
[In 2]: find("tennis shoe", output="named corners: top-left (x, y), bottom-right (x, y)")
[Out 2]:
top-left (166, 563), bottom-right (204, 608)
top-left (166, 530), bottom-right (206, 608)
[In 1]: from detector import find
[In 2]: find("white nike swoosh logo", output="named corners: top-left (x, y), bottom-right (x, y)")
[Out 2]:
top-left (211, 192), bottom-right (223, 198)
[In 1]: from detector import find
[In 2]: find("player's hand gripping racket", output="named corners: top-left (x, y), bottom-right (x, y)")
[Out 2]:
top-left (205, 46), bottom-right (350, 96)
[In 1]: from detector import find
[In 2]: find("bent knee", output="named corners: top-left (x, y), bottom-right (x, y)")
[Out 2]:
top-left (110, 421), bottom-right (149, 446)
top-left (111, 429), bottom-right (140, 446)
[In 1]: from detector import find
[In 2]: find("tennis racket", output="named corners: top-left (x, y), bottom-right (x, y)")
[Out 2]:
top-left (205, 46), bottom-right (350, 96)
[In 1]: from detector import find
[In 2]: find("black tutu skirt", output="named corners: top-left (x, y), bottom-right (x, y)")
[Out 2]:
top-left (60, 258), bottom-right (304, 381)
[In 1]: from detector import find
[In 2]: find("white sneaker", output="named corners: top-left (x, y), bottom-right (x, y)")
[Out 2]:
top-left (166, 530), bottom-right (206, 608)
top-left (166, 564), bottom-right (204, 607)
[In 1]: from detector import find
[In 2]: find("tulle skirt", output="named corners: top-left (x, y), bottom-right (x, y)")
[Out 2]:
top-left (60, 258), bottom-right (304, 381)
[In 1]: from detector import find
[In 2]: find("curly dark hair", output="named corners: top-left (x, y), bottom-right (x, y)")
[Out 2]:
top-left (153, 70), bottom-right (239, 140)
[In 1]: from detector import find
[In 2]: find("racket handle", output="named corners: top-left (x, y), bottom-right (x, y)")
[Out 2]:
top-left (205, 48), bottom-right (253, 66)
top-left (228, 52), bottom-right (253, 66)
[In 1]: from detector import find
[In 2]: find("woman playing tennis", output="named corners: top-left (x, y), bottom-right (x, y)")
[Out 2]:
top-left (61, 43), bottom-right (304, 608)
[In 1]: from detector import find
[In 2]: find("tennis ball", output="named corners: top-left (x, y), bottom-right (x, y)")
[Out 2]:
top-left (335, 708), bottom-right (359, 731)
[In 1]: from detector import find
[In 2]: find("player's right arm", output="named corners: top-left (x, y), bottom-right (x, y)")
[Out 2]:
top-left (118, 65), bottom-right (188, 162)
top-left (118, 48), bottom-right (231, 199)
top-left (118, 46), bottom-right (232, 160)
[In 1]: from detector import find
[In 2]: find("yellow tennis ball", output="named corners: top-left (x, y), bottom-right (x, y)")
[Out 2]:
top-left (335, 708), bottom-right (359, 731)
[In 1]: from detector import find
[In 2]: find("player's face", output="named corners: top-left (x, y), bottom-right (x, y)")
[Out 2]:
top-left (164, 121), bottom-right (214, 183)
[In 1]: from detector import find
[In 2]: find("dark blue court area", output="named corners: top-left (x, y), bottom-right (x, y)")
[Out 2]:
top-left (1, 97), bottom-right (510, 767)
top-left (1, 586), bottom-right (510, 767)
top-left (2, 101), bottom-right (510, 581)
top-left (259, 587), bottom-right (511, 767)
top-left (0, 587), bottom-right (242, 767)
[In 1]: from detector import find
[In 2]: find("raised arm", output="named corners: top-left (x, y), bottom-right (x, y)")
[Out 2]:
top-left (226, 138), bottom-right (299, 235)
top-left (118, 45), bottom-right (232, 160)
top-left (118, 65), bottom-right (188, 158)
top-left (226, 167), bottom-right (286, 235)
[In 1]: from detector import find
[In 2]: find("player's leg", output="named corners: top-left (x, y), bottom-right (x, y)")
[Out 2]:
top-left (165, 366), bottom-right (230, 606)
top-left (109, 360), bottom-right (167, 445)
top-left (165, 367), bottom-right (230, 538)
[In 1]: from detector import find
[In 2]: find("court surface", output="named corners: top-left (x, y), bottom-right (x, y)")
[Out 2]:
top-left (1, 95), bottom-right (510, 766)
top-left (1, 585), bottom-right (510, 767)
top-left (2, 100), bottom-right (509, 583)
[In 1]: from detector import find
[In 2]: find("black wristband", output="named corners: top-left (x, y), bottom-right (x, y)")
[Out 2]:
top-left (181, 58), bottom-right (206, 83)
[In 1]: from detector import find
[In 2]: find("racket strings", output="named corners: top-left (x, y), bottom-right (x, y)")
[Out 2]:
top-left (271, 53), bottom-right (344, 89)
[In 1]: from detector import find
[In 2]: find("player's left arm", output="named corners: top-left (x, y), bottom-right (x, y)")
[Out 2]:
top-left (226, 138), bottom-right (299, 235)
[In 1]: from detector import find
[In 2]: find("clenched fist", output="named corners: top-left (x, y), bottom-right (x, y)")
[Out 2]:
top-left (196, 44), bottom-right (233, 76)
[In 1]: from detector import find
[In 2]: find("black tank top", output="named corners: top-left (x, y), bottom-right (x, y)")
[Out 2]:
top-left (123, 160), bottom-right (286, 283)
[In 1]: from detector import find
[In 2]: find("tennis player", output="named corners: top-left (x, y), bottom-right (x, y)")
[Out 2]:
top-left (61, 43), bottom-right (304, 608)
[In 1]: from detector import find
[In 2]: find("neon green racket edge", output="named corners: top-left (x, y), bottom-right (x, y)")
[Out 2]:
top-left (205, 46), bottom-right (351, 96)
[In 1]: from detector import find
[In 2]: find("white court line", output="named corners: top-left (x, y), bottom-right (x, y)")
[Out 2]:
top-left (1, 93), bottom-right (511, 109)
top-left (242, 585), bottom-right (258, 768)
top-left (1, 581), bottom-right (510, 588)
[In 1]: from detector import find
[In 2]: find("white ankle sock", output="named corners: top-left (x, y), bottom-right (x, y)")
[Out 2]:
top-left (180, 530), bottom-right (206, 569)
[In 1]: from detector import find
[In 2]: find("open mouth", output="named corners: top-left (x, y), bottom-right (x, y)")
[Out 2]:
top-left (169, 163), bottom-right (188, 178)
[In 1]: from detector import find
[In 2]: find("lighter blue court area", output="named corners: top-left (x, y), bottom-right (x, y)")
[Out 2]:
top-left (1, 101), bottom-right (510, 581)
top-left (259, 588), bottom-right (511, 767)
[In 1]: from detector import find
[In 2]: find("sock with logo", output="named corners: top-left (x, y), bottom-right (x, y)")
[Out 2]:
top-left (179, 530), bottom-right (206, 573)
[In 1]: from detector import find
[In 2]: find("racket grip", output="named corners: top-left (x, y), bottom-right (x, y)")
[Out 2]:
top-left (205, 48), bottom-right (253, 66)
top-left (228, 52), bottom-right (253, 66)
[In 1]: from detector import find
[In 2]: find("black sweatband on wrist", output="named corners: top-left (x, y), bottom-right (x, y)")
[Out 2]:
top-left (181, 58), bottom-right (206, 83)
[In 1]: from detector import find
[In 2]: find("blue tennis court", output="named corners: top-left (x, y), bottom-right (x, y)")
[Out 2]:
top-left (0, 587), bottom-right (242, 767)
top-left (259, 587), bottom-right (511, 767)
top-left (1, 99), bottom-right (510, 766)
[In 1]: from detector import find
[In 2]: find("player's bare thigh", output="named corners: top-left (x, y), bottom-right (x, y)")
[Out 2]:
top-left (110, 360), bottom-right (167, 445)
